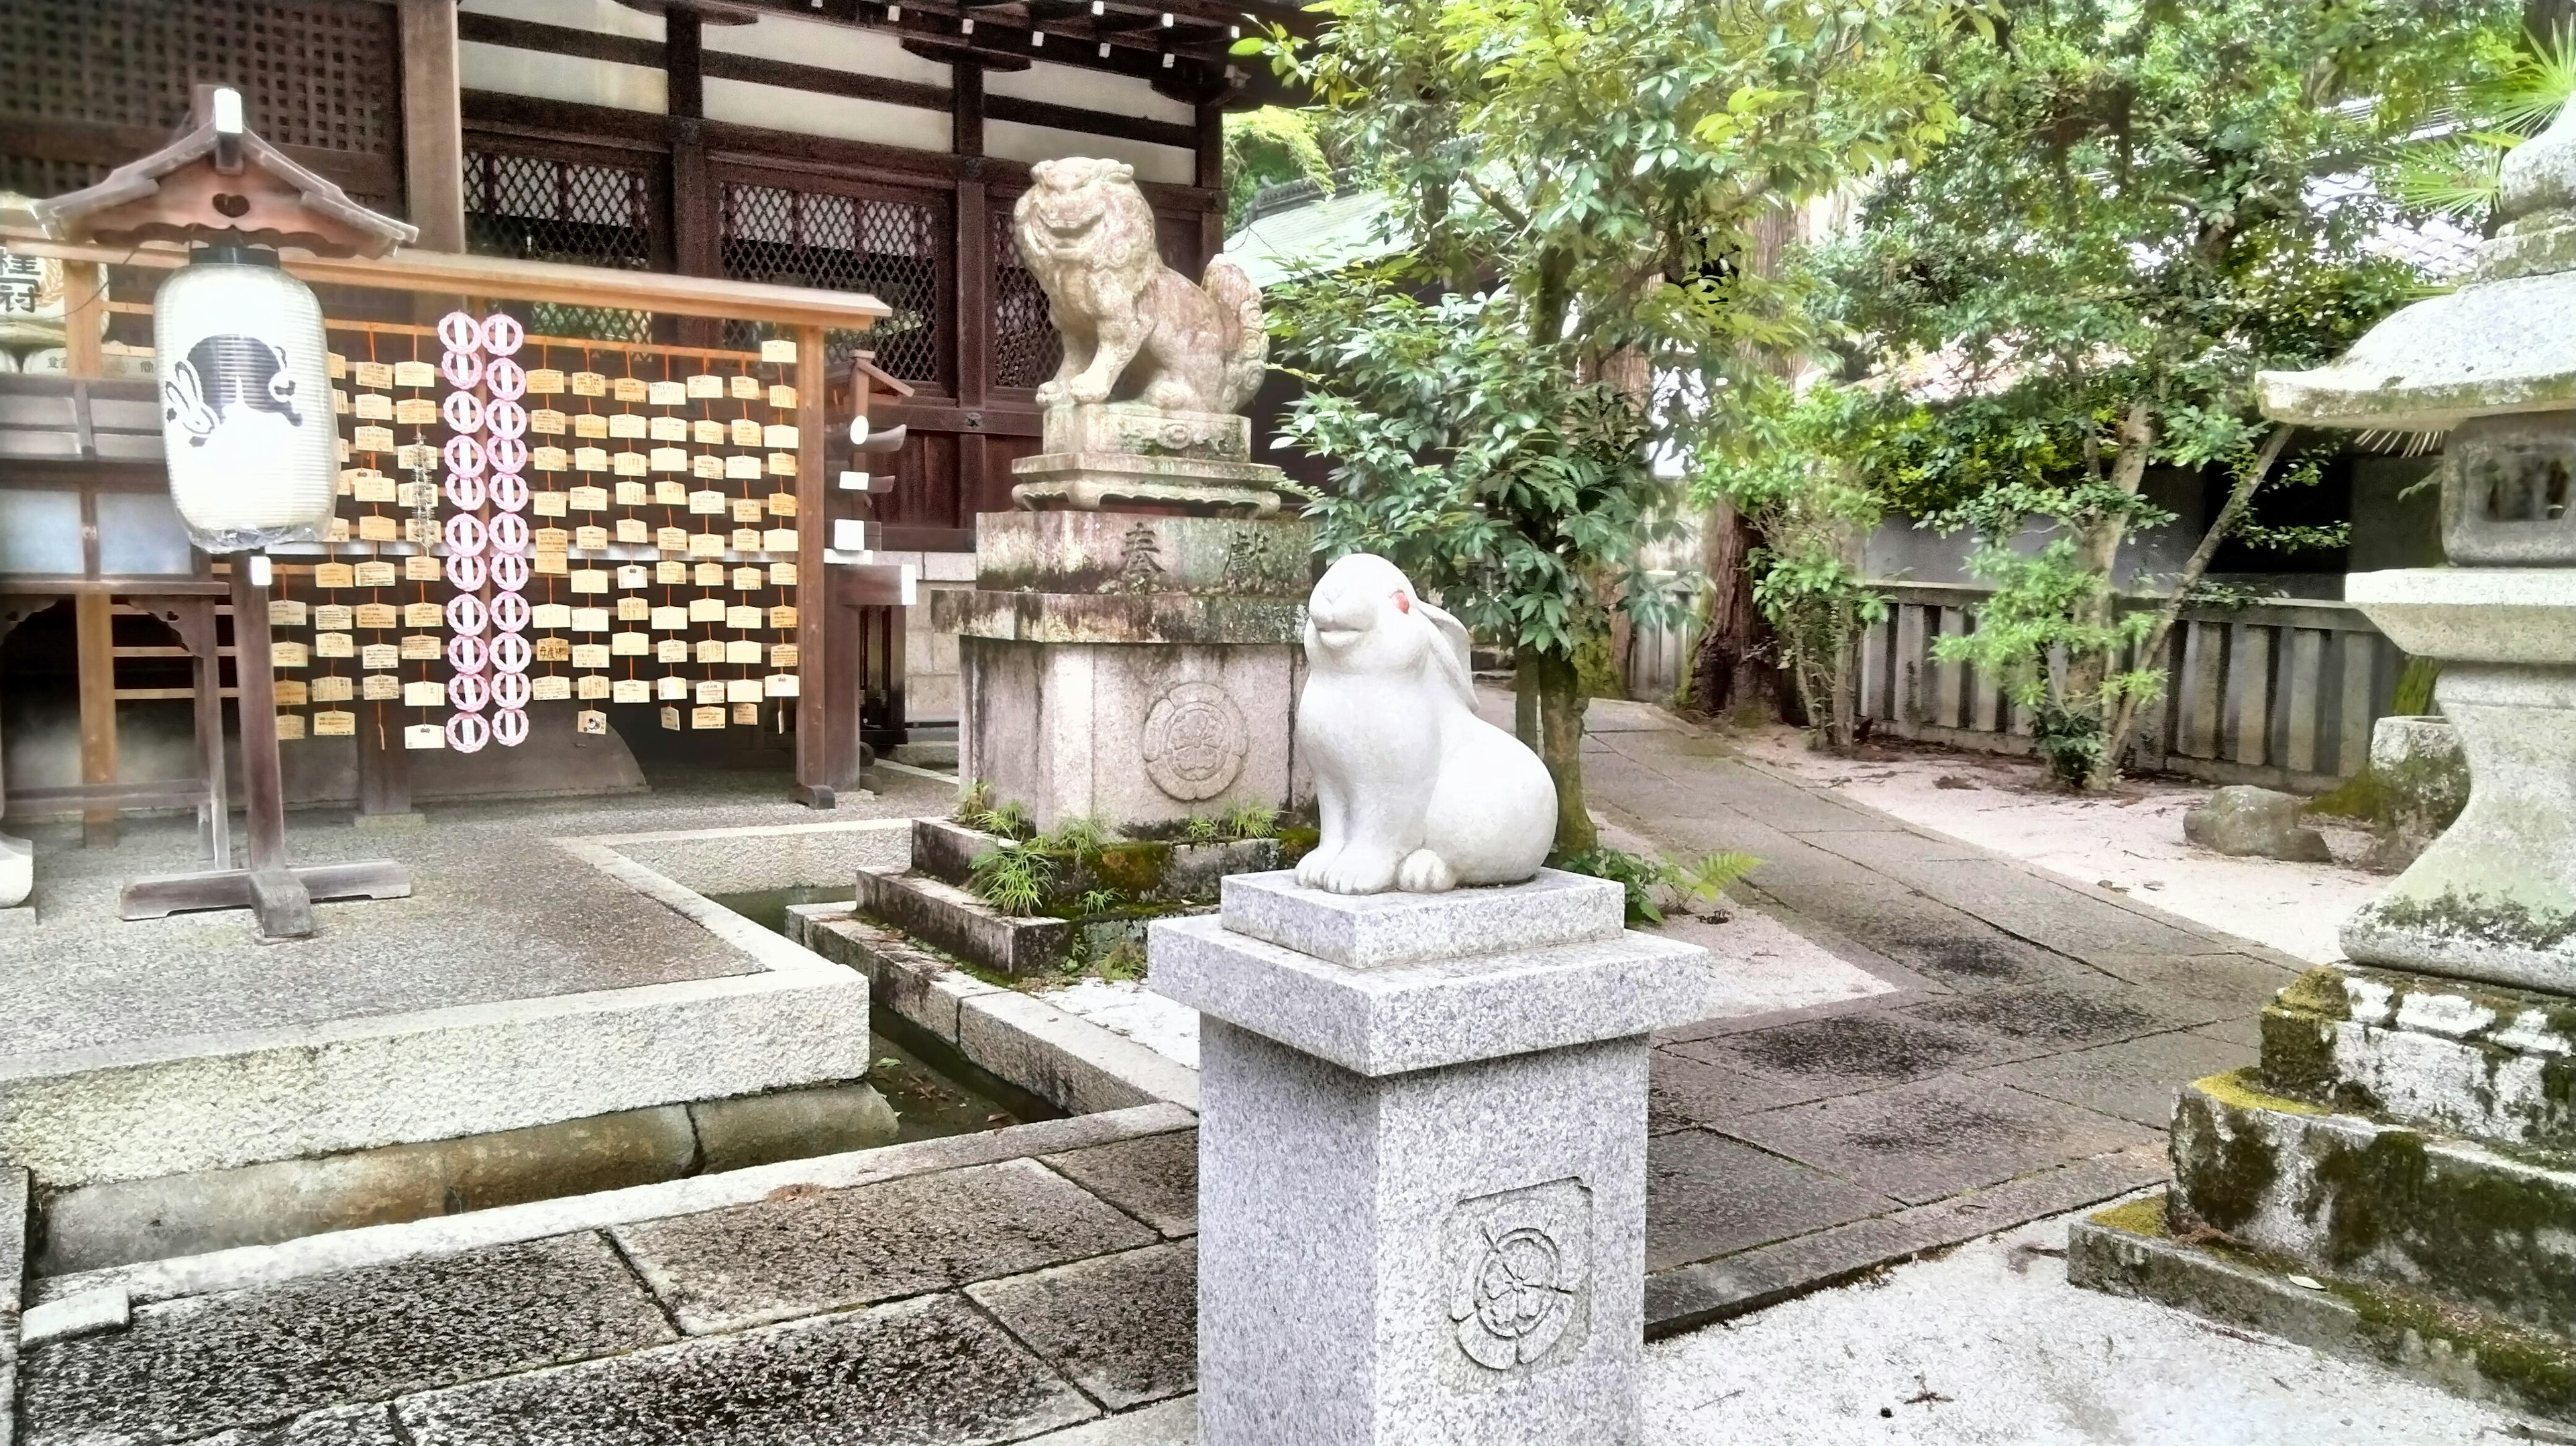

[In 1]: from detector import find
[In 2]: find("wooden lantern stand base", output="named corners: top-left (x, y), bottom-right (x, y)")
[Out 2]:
top-left (117, 555), bottom-right (411, 939)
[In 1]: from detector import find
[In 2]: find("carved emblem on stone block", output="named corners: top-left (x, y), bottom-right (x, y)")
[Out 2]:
top-left (1444, 1177), bottom-right (1591, 1377)
top-left (1142, 679), bottom-right (1248, 800)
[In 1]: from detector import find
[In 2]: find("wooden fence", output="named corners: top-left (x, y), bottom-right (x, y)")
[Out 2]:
top-left (1627, 580), bottom-right (2406, 791)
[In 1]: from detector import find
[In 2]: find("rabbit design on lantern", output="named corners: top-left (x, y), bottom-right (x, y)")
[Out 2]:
top-left (1294, 553), bottom-right (1557, 895)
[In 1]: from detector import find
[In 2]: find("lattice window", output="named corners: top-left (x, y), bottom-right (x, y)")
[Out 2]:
top-left (464, 150), bottom-right (659, 343)
top-left (0, 156), bottom-right (106, 202)
top-left (991, 204), bottom-right (1063, 392)
top-left (720, 182), bottom-right (942, 382)
top-left (0, 0), bottom-right (398, 150)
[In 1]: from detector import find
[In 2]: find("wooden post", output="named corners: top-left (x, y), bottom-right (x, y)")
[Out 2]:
top-left (226, 559), bottom-right (315, 936)
top-left (794, 323), bottom-right (833, 807)
top-left (667, 11), bottom-right (720, 348)
top-left (826, 366), bottom-right (875, 789)
top-left (170, 598), bottom-right (232, 869)
top-left (74, 592), bottom-right (117, 848)
top-left (1197, 102), bottom-right (1226, 266)
top-left (397, 0), bottom-right (467, 252)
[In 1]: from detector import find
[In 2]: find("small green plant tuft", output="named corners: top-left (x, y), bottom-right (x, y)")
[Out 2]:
top-left (983, 799), bottom-right (1034, 841)
top-left (1050, 813), bottom-right (1112, 856)
top-left (955, 779), bottom-right (994, 825)
top-left (1183, 814), bottom-right (1223, 845)
top-left (968, 842), bottom-right (1053, 917)
top-left (1096, 938), bottom-right (1148, 982)
top-left (1553, 846), bottom-right (1761, 925)
top-left (1076, 888), bottom-right (1124, 917)
top-left (1225, 802), bottom-right (1279, 840)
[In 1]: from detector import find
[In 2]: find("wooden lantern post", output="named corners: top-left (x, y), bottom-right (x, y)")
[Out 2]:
top-left (31, 89), bottom-right (417, 938)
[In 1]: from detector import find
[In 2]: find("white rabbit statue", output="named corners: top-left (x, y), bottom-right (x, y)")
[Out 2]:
top-left (1293, 553), bottom-right (1557, 894)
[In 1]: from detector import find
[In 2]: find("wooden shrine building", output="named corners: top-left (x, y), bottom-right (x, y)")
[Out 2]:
top-left (0, 0), bottom-right (1307, 830)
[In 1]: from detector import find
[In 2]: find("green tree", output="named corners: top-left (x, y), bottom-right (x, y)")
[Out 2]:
top-left (1823, 0), bottom-right (2504, 789)
top-left (1247, 0), bottom-right (1959, 851)
top-left (1221, 106), bottom-right (1339, 232)
top-left (1693, 376), bottom-right (1902, 750)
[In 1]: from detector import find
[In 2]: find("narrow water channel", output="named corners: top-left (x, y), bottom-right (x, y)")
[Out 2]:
top-left (708, 885), bottom-right (1065, 1142)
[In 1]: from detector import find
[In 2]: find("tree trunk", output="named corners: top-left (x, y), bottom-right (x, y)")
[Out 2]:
top-left (1513, 647), bottom-right (1540, 748)
top-left (2098, 424), bottom-right (2294, 780)
top-left (1690, 498), bottom-right (1774, 714)
top-left (2067, 398), bottom-right (2157, 791)
top-left (1527, 649), bottom-right (1597, 856)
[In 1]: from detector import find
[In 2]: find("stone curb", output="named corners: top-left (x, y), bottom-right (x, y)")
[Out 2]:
top-left (2068, 1194), bottom-right (2575, 1424)
top-left (790, 905), bottom-right (1198, 1114)
top-left (29, 1103), bottom-right (1195, 1311)
top-left (0, 840), bottom-right (880, 1188)
top-left (1643, 1144), bottom-right (2169, 1339)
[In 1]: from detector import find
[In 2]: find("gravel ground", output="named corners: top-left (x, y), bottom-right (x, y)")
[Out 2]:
top-left (1645, 1200), bottom-right (2537, 1445)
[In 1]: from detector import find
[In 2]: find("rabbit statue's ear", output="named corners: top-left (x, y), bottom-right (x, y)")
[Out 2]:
top-left (1415, 599), bottom-right (1477, 712)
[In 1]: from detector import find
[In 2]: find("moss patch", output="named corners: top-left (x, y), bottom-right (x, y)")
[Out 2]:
top-left (2337, 1278), bottom-right (2576, 1417)
top-left (2194, 1068), bottom-right (2329, 1117)
top-left (2258, 1008), bottom-right (2345, 1103)
top-left (2088, 1194), bottom-right (2170, 1238)
top-left (2363, 891), bottom-right (2576, 954)
top-left (2273, 966), bottom-right (2355, 1020)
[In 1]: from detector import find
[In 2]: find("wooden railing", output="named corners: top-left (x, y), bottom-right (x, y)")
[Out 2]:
top-left (1625, 580), bottom-right (2406, 791)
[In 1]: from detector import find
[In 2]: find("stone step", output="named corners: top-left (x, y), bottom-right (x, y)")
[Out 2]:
top-left (2169, 1070), bottom-right (2576, 1338)
top-left (2259, 963), bottom-right (2576, 1149)
top-left (854, 865), bottom-right (1073, 977)
top-left (909, 816), bottom-right (1285, 901)
top-left (2072, 1191), bottom-right (2576, 1424)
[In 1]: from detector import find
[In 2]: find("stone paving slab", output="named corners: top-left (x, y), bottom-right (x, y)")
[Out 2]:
top-left (1040, 1132), bottom-right (1199, 1239)
top-left (968, 1241), bottom-right (1198, 1411)
top-left (195, 1404), bottom-right (407, 1445)
top-left (610, 1157), bottom-right (1159, 1334)
top-left (1019, 1398), bottom-right (1200, 1445)
top-left (1648, 1050), bottom-right (1837, 1128)
top-left (393, 1292), bottom-right (1099, 1446)
top-left (17, 1233), bottom-right (674, 1445)
top-left (1716, 1076), bottom-right (2161, 1208)
top-left (1644, 1145), bottom-right (2169, 1337)
top-left (1668, 1010), bottom-right (2025, 1095)
top-left (1644, 1132), bottom-right (1894, 1272)
top-left (1974, 1030), bottom-right (2256, 1129)
top-left (1896, 974), bottom-right (2229, 1052)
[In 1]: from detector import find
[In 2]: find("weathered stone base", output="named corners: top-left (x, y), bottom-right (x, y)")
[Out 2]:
top-left (960, 636), bottom-right (1305, 834)
top-left (2072, 1192), bottom-right (2576, 1422)
top-left (2260, 963), bottom-right (2576, 1148)
top-left (2169, 1071), bottom-right (2576, 1337)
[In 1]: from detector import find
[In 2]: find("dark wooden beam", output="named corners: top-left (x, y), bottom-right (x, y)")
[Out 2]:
top-left (794, 324), bottom-right (834, 808)
top-left (985, 95), bottom-right (1196, 152)
top-left (460, 91), bottom-right (1228, 209)
top-left (398, 0), bottom-right (468, 248)
top-left (703, 49), bottom-right (952, 109)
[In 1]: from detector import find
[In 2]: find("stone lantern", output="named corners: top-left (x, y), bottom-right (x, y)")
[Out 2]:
top-left (2069, 105), bottom-right (2576, 1416)
top-left (2262, 102), bottom-right (2576, 987)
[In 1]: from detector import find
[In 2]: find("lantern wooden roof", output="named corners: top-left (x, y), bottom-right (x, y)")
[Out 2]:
top-left (31, 89), bottom-right (417, 260)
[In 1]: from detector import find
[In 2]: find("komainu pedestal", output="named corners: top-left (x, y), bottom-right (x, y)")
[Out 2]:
top-left (1150, 871), bottom-right (1717, 1445)
top-left (959, 506), bottom-right (1312, 831)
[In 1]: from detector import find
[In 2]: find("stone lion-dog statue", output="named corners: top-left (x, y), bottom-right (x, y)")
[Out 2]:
top-left (1013, 157), bottom-right (1267, 415)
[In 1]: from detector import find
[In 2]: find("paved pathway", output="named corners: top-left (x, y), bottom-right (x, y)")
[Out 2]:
top-left (1577, 710), bottom-right (2306, 1332)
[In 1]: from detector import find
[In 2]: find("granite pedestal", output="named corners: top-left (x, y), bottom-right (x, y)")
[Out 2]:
top-left (959, 508), bottom-right (1311, 832)
top-left (1149, 871), bottom-right (1717, 1446)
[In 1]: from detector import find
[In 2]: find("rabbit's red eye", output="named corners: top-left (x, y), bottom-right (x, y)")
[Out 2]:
top-left (1393, 591), bottom-right (1410, 613)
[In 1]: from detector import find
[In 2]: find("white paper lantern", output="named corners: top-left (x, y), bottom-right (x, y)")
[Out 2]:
top-left (152, 248), bottom-right (337, 552)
